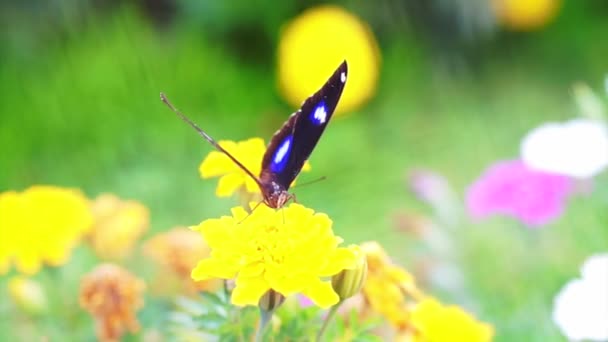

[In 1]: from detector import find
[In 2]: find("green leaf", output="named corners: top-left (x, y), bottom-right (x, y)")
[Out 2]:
top-left (174, 296), bottom-right (207, 316)
top-left (195, 312), bottom-right (227, 331)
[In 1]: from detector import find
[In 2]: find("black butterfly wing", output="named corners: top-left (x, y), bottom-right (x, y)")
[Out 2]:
top-left (260, 61), bottom-right (348, 189)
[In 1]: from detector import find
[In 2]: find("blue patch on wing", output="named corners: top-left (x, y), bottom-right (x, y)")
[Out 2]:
top-left (270, 135), bottom-right (293, 173)
top-left (309, 101), bottom-right (327, 126)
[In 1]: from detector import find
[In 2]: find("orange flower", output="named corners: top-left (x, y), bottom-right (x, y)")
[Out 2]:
top-left (88, 194), bottom-right (149, 260)
top-left (143, 227), bottom-right (220, 294)
top-left (80, 264), bottom-right (145, 342)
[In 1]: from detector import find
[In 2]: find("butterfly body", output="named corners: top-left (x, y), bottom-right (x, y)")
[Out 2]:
top-left (161, 61), bottom-right (348, 208)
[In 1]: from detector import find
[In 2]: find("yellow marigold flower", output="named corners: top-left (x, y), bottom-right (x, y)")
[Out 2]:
top-left (143, 227), bottom-right (220, 294)
top-left (199, 138), bottom-right (310, 198)
top-left (80, 263), bottom-right (145, 342)
top-left (0, 186), bottom-right (92, 275)
top-left (191, 203), bottom-right (357, 308)
top-left (410, 298), bottom-right (494, 342)
top-left (493, 0), bottom-right (561, 31)
top-left (88, 194), bottom-right (149, 260)
top-left (8, 276), bottom-right (48, 315)
top-left (361, 241), bottom-right (423, 329)
top-left (277, 5), bottom-right (381, 115)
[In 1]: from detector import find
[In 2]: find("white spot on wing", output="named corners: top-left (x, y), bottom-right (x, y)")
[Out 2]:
top-left (340, 72), bottom-right (346, 83)
top-left (274, 136), bottom-right (292, 165)
top-left (312, 104), bottom-right (327, 125)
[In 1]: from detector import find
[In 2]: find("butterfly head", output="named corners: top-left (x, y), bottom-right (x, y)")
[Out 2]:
top-left (261, 181), bottom-right (292, 208)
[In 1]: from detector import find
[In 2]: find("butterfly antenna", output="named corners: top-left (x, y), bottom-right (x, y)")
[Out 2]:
top-left (290, 176), bottom-right (327, 189)
top-left (160, 92), bottom-right (264, 188)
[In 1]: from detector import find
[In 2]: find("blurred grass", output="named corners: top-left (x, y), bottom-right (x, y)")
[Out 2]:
top-left (1, 5), bottom-right (608, 341)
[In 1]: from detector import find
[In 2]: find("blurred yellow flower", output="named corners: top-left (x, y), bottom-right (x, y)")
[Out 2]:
top-left (359, 242), bottom-right (495, 340)
top-left (277, 5), bottom-right (381, 115)
top-left (493, 0), bottom-right (561, 31)
top-left (0, 186), bottom-right (92, 275)
top-left (361, 241), bottom-right (423, 329)
top-left (80, 263), bottom-right (145, 342)
top-left (8, 276), bottom-right (48, 315)
top-left (191, 203), bottom-right (357, 308)
top-left (143, 227), bottom-right (220, 294)
top-left (87, 194), bottom-right (149, 260)
top-left (199, 138), bottom-right (310, 198)
top-left (410, 298), bottom-right (494, 342)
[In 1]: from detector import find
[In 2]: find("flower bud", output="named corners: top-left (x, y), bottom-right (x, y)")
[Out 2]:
top-left (331, 246), bottom-right (367, 301)
top-left (258, 289), bottom-right (285, 312)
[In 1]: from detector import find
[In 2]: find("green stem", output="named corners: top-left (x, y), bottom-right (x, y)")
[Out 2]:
top-left (254, 307), bottom-right (274, 342)
top-left (316, 301), bottom-right (343, 342)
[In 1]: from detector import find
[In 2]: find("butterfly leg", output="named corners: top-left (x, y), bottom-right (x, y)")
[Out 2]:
top-left (238, 200), bottom-right (265, 224)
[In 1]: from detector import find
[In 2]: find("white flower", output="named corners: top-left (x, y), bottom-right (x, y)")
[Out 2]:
top-left (521, 119), bottom-right (608, 178)
top-left (552, 254), bottom-right (608, 341)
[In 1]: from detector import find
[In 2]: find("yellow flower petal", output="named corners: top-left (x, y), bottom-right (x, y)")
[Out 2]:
top-left (216, 173), bottom-right (246, 197)
top-left (411, 298), bottom-right (494, 342)
top-left (15, 255), bottom-right (41, 276)
top-left (199, 150), bottom-right (237, 178)
top-left (240, 262), bottom-right (265, 278)
top-left (303, 280), bottom-right (340, 309)
top-left (319, 245), bottom-right (358, 276)
top-left (244, 175), bottom-right (261, 193)
top-left (196, 218), bottom-right (234, 247)
top-left (232, 275), bottom-right (270, 306)
top-left (266, 273), bottom-right (312, 294)
top-left (192, 258), bottom-right (238, 280)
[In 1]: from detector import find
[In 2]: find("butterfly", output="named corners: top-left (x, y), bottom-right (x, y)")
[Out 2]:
top-left (160, 60), bottom-right (347, 208)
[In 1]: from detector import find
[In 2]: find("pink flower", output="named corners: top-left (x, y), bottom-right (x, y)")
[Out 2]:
top-left (466, 160), bottom-right (573, 227)
top-left (298, 294), bottom-right (314, 308)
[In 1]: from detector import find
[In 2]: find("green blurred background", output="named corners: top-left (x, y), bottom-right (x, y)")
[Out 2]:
top-left (1, 0), bottom-right (607, 341)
